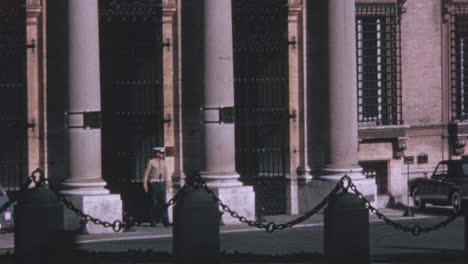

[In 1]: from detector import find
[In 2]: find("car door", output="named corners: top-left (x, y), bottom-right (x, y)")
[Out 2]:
top-left (427, 162), bottom-right (448, 201)
top-left (438, 162), bottom-right (465, 201)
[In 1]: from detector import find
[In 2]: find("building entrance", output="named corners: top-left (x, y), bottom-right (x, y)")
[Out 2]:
top-left (99, 0), bottom-right (164, 194)
top-left (233, 0), bottom-right (290, 216)
top-left (0, 0), bottom-right (27, 190)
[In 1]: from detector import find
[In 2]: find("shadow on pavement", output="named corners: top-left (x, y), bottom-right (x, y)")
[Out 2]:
top-left (373, 247), bottom-right (466, 263)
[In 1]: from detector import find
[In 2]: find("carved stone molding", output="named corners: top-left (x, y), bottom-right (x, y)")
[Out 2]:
top-left (443, 0), bottom-right (454, 23)
top-left (448, 121), bottom-right (468, 155)
top-left (288, 0), bottom-right (302, 14)
top-left (26, 4), bottom-right (42, 25)
top-left (454, 135), bottom-right (466, 155)
top-left (162, 0), bottom-right (177, 8)
top-left (26, 0), bottom-right (41, 5)
top-left (392, 137), bottom-right (408, 159)
top-left (162, 0), bottom-right (177, 17)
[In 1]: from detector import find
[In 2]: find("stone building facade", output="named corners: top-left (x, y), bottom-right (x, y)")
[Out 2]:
top-left (1, 0), bottom-right (467, 233)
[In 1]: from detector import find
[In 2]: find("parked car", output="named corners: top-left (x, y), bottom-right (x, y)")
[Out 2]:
top-left (0, 185), bottom-right (14, 231)
top-left (409, 160), bottom-right (468, 213)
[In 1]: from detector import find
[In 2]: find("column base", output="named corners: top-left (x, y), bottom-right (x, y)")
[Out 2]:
top-left (210, 185), bottom-right (255, 225)
top-left (200, 172), bottom-right (243, 188)
top-left (301, 173), bottom-right (377, 213)
top-left (63, 194), bottom-right (122, 234)
top-left (60, 180), bottom-right (110, 196)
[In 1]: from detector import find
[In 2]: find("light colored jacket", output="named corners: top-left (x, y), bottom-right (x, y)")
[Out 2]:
top-left (143, 158), bottom-right (170, 188)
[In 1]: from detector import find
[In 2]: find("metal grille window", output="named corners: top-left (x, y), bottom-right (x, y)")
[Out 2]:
top-left (450, 3), bottom-right (468, 120)
top-left (356, 3), bottom-right (402, 126)
top-left (0, 1), bottom-right (27, 190)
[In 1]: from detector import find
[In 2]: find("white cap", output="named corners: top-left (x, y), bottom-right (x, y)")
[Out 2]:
top-left (153, 147), bottom-right (166, 153)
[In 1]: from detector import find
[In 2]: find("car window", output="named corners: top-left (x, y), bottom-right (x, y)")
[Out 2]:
top-left (463, 164), bottom-right (468, 177)
top-left (433, 163), bottom-right (448, 178)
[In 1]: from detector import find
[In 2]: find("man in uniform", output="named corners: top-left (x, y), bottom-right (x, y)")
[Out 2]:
top-left (143, 147), bottom-right (171, 227)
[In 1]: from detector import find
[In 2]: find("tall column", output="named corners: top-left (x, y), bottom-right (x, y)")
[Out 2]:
top-left (61, 0), bottom-right (122, 234)
top-left (306, 0), bottom-right (376, 208)
top-left (200, 0), bottom-right (240, 187)
top-left (322, 0), bottom-right (364, 179)
top-left (199, 0), bottom-right (255, 223)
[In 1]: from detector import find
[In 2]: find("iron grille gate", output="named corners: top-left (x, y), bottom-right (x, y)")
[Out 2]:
top-left (99, 0), bottom-right (164, 195)
top-left (233, 0), bottom-right (289, 216)
top-left (0, 1), bottom-right (27, 191)
top-left (356, 3), bottom-right (402, 126)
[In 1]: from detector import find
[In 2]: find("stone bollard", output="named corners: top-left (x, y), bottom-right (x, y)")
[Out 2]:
top-left (14, 185), bottom-right (68, 264)
top-left (324, 192), bottom-right (369, 264)
top-left (173, 188), bottom-right (220, 264)
top-left (463, 198), bottom-right (468, 257)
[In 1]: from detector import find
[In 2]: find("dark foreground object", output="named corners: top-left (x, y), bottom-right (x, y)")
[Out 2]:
top-left (324, 192), bottom-right (369, 264)
top-left (14, 186), bottom-right (76, 264)
top-left (173, 188), bottom-right (220, 264)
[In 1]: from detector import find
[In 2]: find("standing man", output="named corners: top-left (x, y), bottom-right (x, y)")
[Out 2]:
top-left (143, 147), bottom-right (171, 227)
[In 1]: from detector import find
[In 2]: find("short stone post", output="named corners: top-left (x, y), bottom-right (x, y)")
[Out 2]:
top-left (463, 198), bottom-right (468, 256)
top-left (14, 186), bottom-right (71, 263)
top-left (324, 192), bottom-right (369, 264)
top-left (173, 189), bottom-right (220, 264)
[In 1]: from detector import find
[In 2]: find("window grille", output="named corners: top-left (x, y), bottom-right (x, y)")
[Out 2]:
top-left (450, 3), bottom-right (468, 120)
top-left (356, 3), bottom-right (402, 126)
top-left (359, 160), bottom-right (388, 195)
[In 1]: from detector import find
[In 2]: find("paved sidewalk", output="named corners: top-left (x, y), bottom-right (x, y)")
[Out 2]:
top-left (0, 208), bottom-right (432, 255)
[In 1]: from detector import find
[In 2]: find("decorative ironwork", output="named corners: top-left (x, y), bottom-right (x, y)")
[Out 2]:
top-left (356, 3), bottom-right (403, 126)
top-left (99, 0), bottom-right (161, 22)
top-left (0, 1), bottom-right (28, 191)
top-left (233, 0), bottom-right (289, 216)
top-left (99, 0), bottom-right (164, 192)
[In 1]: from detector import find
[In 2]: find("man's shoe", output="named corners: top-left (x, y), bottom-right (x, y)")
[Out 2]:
top-left (163, 222), bottom-right (172, 227)
top-left (150, 223), bottom-right (157, 227)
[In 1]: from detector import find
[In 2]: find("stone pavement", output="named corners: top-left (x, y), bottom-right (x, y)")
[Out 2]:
top-left (0, 207), bottom-right (450, 263)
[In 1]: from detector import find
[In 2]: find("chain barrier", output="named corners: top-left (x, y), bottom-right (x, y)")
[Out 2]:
top-left (347, 178), bottom-right (460, 236)
top-left (165, 175), bottom-right (343, 233)
top-left (14, 168), bottom-right (463, 235)
top-left (27, 168), bottom-right (140, 232)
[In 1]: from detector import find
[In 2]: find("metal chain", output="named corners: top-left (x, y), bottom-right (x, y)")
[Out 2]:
top-left (26, 169), bottom-right (139, 232)
top-left (347, 180), bottom-right (460, 236)
top-left (21, 169), bottom-right (462, 235)
top-left (179, 176), bottom-right (344, 233)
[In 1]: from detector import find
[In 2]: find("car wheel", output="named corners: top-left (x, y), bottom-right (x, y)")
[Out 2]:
top-left (451, 191), bottom-right (462, 214)
top-left (412, 188), bottom-right (425, 210)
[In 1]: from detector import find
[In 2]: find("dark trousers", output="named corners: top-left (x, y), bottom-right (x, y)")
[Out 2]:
top-left (148, 182), bottom-right (169, 225)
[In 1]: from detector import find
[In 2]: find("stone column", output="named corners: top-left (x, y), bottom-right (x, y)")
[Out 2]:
top-left (322, 0), bottom-right (362, 179)
top-left (200, 0), bottom-right (255, 224)
top-left (307, 0), bottom-right (376, 207)
top-left (26, 1), bottom-right (45, 175)
top-left (286, 0), bottom-right (311, 215)
top-left (61, 0), bottom-right (122, 234)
